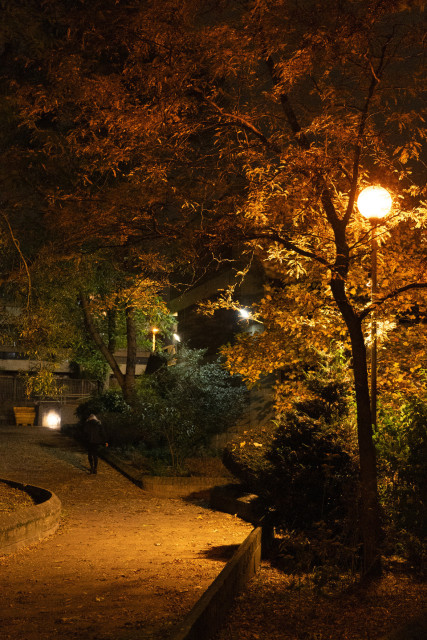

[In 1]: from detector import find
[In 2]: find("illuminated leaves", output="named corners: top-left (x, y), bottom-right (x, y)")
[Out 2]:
top-left (1, 1), bottom-right (426, 413)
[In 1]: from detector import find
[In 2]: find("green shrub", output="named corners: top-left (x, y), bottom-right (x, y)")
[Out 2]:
top-left (76, 348), bottom-right (248, 467)
top-left (75, 390), bottom-right (129, 422)
top-left (376, 395), bottom-right (427, 558)
top-left (222, 423), bottom-right (277, 492)
top-left (264, 412), bottom-right (358, 533)
top-left (133, 347), bottom-right (248, 466)
top-left (223, 414), bottom-right (357, 530)
top-left (97, 411), bottom-right (154, 447)
top-left (222, 349), bottom-right (359, 570)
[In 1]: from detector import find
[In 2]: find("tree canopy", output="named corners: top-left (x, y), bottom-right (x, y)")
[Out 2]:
top-left (124, 0), bottom-right (426, 576)
top-left (0, 0), bottom-right (188, 397)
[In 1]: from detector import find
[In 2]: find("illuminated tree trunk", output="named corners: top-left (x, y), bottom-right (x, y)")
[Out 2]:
top-left (330, 278), bottom-right (382, 577)
top-left (99, 308), bottom-right (117, 391)
top-left (350, 323), bottom-right (382, 578)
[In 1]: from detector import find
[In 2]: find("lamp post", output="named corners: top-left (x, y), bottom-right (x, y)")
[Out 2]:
top-left (151, 327), bottom-right (159, 352)
top-left (357, 186), bottom-right (392, 429)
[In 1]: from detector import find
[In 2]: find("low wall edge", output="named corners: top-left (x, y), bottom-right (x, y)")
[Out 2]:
top-left (170, 526), bottom-right (262, 640)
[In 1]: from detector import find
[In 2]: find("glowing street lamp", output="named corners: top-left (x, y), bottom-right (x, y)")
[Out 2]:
top-left (357, 186), bottom-right (392, 221)
top-left (357, 186), bottom-right (392, 429)
top-left (151, 327), bottom-right (159, 352)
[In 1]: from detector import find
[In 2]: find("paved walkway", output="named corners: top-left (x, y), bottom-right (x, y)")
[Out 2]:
top-left (0, 425), bottom-right (252, 640)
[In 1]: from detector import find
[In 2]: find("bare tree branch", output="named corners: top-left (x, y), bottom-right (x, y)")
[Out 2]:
top-left (359, 281), bottom-right (427, 321)
top-left (1, 211), bottom-right (31, 311)
top-left (194, 88), bottom-right (281, 153)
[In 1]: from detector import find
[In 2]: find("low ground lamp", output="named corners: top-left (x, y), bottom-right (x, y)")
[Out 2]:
top-left (357, 185), bottom-right (392, 429)
top-left (45, 409), bottom-right (61, 429)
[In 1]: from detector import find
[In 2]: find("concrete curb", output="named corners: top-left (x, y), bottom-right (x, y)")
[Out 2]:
top-left (141, 474), bottom-right (232, 498)
top-left (0, 478), bottom-right (62, 555)
top-left (100, 451), bottom-right (144, 488)
top-left (210, 483), bottom-right (260, 522)
top-left (170, 526), bottom-right (262, 640)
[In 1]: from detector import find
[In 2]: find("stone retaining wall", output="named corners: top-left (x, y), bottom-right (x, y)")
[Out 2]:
top-left (171, 526), bottom-right (262, 640)
top-left (0, 479), bottom-right (62, 555)
top-left (210, 484), bottom-right (259, 522)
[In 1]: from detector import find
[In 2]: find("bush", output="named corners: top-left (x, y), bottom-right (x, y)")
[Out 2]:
top-left (75, 348), bottom-right (248, 466)
top-left (222, 349), bottom-right (359, 570)
top-left (97, 411), bottom-right (155, 447)
top-left (376, 395), bottom-right (427, 568)
top-left (222, 423), bottom-right (277, 492)
top-left (265, 412), bottom-right (358, 533)
top-left (75, 390), bottom-right (129, 422)
top-left (132, 347), bottom-right (248, 466)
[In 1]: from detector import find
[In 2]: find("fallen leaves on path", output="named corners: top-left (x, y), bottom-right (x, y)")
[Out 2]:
top-left (0, 482), bottom-right (34, 513)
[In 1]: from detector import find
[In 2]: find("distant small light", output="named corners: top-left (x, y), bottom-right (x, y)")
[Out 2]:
top-left (173, 333), bottom-right (181, 342)
top-left (239, 308), bottom-right (250, 319)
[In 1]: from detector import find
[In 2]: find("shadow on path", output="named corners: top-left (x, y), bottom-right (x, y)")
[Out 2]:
top-left (38, 439), bottom-right (88, 472)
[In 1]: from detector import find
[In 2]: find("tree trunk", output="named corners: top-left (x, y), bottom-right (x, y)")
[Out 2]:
top-left (348, 318), bottom-right (382, 577)
top-left (79, 294), bottom-right (126, 393)
top-left (124, 305), bottom-right (137, 403)
top-left (102, 308), bottom-right (117, 391)
top-left (330, 280), bottom-right (382, 577)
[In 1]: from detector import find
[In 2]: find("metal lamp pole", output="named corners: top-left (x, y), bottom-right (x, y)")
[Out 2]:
top-left (369, 217), bottom-right (379, 429)
top-left (357, 185), bottom-right (392, 429)
top-left (151, 327), bottom-right (159, 352)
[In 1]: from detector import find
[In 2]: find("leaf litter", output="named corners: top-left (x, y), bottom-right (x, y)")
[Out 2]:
top-left (214, 560), bottom-right (427, 640)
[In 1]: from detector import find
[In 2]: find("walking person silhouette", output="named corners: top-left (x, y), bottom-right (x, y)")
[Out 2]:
top-left (83, 414), bottom-right (108, 475)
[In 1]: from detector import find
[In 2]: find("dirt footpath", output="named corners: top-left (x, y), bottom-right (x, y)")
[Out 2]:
top-left (0, 425), bottom-right (252, 640)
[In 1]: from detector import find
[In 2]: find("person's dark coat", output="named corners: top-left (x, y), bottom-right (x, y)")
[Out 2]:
top-left (83, 415), bottom-right (107, 445)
